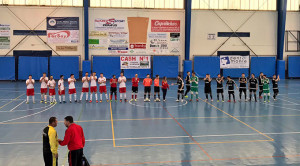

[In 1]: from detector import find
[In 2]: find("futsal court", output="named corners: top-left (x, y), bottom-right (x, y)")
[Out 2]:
top-left (0, 79), bottom-right (299, 166)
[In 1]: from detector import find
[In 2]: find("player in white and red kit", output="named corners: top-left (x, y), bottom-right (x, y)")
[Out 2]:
top-left (68, 74), bottom-right (77, 103)
top-left (39, 73), bottom-right (48, 103)
top-left (118, 72), bottom-right (127, 102)
top-left (98, 73), bottom-right (109, 102)
top-left (80, 72), bottom-right (90, 102)
top-left (26, 75), bottom-right (35, 104)
top-left (130, 74), bottom-right (139, 102)
top-left (89, 72), bottom-right (98, 103)
top-left (58, 75), bottom-right (66, 103)
top-left (47, 75), bottom-right (57, 104)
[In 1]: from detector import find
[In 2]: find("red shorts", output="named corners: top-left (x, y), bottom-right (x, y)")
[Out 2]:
top-left (40, 88), bottom-right (47, 94)
top-left (69, 89), bottom-right (76, 94)
top-left (99, 86), bottom-right (107, 93)
top-left (82, 88), bottom-right (89, 92)
top-left (58, 90), bottom-right (65, 95)
top-left (90, 86), bottom-right (97, 93)
top-left (49, 89), bottom-right (56, 96)
top-left (119, 87), bottom-right (126, 93)
top-left (26, 89), bottom-right (34, 96)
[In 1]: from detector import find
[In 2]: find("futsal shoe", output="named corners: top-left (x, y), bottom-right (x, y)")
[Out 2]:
top-left (259, 96), bottom-right (263, 99)
top-left (33, 101), bottom-right (36, 104)
top-left (197, 99), bottom-right (199, 102)
top-left (63, 101), bottom-right (66, 103)
top-left (26, 101), bottom-right (29, 104)
top-left (189, 99), bottom-right (193, 102)
top-left (44, 101), bottom-right (47, 104)
top-left (233, 100), bottom-right (236, 103)
top-left (185, 95), bottom-right (188, 98)
top-left (70, 101), bottom-right (72, 103)
top-left (75, 100), bottom-right (77, 103)
top-left (211, 99), bottom-right (213, 102)
top-left (268, 100), bottom-right (270, 102)
top-left (176, 99), bottom-right (179, 102)
top-left (100, 100), bottom-right (103, 103)
top-left (157, 99), bottom-right (160, 102)
top-left (125, 99), bottom-right (127, 102)
top-left (264, 100), bottom-right (266, 103)
top-left (227, 100), bottom-right (231, 102)
top-left (96, 100), bottom-right (98, 103)
top-left (50, 102), bottom-right (53, 105)
top-left (89, 100), bottom-right (92, 103)
top-left (144, 99), bottom-right (147, 102)
top-left (205, 99), bottom-right (208, 102)
top-left (147, 98), bottom-right (151, 102)
top-left (181, 99), bottom-right (184, 102)
top-left (130, 99), bottom-right (134, 102)
top-left (78, 100), bottom-right (81, 103)
top-left (40, 100), bottom-right (44, 103)
top-left (135, 99), bottom-right (137, 102)
top-left (163, 100), bottom-right (166, 102)
top-left (217, 100), bottom-right (219, 102)
top-left (120, 99), bottom-right (122, 102)
top-left (222, 100), bottom-right (224, 102)
top-left (60, 102), bottom-right (62, 104)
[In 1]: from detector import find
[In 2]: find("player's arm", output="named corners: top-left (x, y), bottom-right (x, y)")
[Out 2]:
top-left (58, 129), bottom-right (71, 146)
top-left (26, 80), bottom-right (29, 86)
top-left (124, 78), bottom-right (127, 83)
top-left (39, 77), bottom-right (43, 83)
top-left (276, 75), bottom-right (280, 81)
top-left (234, 81), bottom-right (239, 89)
top-left (81, 78), bottom-right (85, 83)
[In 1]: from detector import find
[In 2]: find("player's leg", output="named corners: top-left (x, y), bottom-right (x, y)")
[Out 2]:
top-left (239, 89), bottom-right (242, 100)
top-left (221, 92), bottom-right (224, 102)
top-left (209, 90), bottom-right (213, 101)
top-left (184, 85), bottom-right (190, 97)
top-left (232, 92), bottom-right (236, 102)
top-left (244, 89), bottom-right (247, 100)
top-left (190, 90), bottom-right (194, 101)
top-left (181, 91), bottom-right (184, 101)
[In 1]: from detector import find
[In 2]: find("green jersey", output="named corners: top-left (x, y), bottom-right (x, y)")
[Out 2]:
top-left (191, 76), bottom-right (198, 87)
top-left (263, 78), bottom-right (270, 93)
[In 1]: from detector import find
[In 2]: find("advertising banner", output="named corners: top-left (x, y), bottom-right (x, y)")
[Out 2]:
top-left (129, 43), bottom-right (147, 54)
top-left (95, 18), bottom-right (126, 31)
top-left (89, 39), bottom-right (107, 50)
top-left (220, 55), bottom-right (250, 69)
top-left (120, 56), bottom-right (150, 69)
top-left (0, 24), bottom-right (10, 49)
top-left (170, 33), bottom-right (180, 54)
top-left (151, 20), bottom-right (180, 32)
top-left (47, 30), bottom-right (79, 44)
top-left (149, 33), bottom-right (169, 54)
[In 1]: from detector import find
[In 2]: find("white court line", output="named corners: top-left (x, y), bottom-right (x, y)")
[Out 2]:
top-left (277, 98), bottom-right (299, 105)
top-left (1, 131), bottom-right (300, 145)
top-left (265, 103), bottom-right (300, 112)
top-left (9, 100), bottom-right (26, 112)
top-left (0, 104), bottom-right (56, 123)
top-left (0, 103), bottom-right (52, 113)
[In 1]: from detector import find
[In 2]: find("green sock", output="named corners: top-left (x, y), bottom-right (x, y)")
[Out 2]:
top-left (267, 95), bottom-right (270, 100)
top-left (196, 94), bottom-right (198, 99)
top-left (264, 95), bottom-right (266, 101)
top-left (191, 94), bottom-right (193, 100)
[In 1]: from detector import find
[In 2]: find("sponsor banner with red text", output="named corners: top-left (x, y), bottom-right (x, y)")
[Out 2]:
top-left (120, 56), bottom-right (150, 69)
top-left (47, 30), bottom-right (79, 44)
top-left (151, 20), bottom-right (180, 32)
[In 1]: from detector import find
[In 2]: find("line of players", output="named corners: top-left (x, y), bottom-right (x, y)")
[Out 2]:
top-left (25, 71), bottom-right (280, 104)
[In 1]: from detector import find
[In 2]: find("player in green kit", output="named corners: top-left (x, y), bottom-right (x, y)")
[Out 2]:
top-left (190, 72), bottom-right (199, 102)
top-left (262, 75), bottom-right (270, 102)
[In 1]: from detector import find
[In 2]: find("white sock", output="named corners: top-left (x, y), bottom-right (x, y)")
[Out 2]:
top-left (124, 93), bottom-right (126, 99)
top-left (69, 94), bottom-right (72, 101)
top-left (63, 95), bottom-right (65, 101)
top-left (105, 93), bottom-right (108, 99)
top-left (32, 96), bottom-right (35, 103)
top-left (85, 93), bottom-right (88, 100)
top-left (41, 94), bottom-right (44, 100)
top-left (90, 94), bottom-right (93, 100)
top-left (50, 96), bottom-right (52, 103)
top-left (59, 96), bottom-right (62, 102)
top-left (120, 93), bottom-right (123, 100)
top-left (95, 93), bottom-right (98, 100)
top-left (100, 94), bottom-right (103, 100)
top-left (74, 94), bottom-right (77, 100)
top-left (27, 96), bottom-right (29, 102)
top-left (80, 93), bottom-right (83, 100)
top-left (44, 94), bottom-right (47, 102)
top-left (53, 96), bottom-right (56, 102)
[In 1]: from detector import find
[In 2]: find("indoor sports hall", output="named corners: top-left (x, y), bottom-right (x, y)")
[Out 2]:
top-left (0, 0), bottom-right (300, 166)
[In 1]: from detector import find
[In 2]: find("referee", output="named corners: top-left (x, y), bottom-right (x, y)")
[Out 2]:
top-left (43, 117), bottom-right (58, 166)
top-left (58, 116), bottom-right (85, 166)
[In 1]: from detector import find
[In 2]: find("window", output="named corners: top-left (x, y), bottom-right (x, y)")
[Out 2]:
top-left (192, 0), bottom-right (276, 10)
top-left (287, 0), bottom-right (300, 11)
top-left (90, 0), bottom-right (184, 9)
top-left (0, 0), bottom-right (83, 6)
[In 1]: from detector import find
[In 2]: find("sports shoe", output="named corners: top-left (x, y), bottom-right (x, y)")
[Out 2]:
top-left (135, 99), bottom-right (137, 102)
top-left (130, 99), bottom-right (134, 102)
top-left (185, 95), bottom-right (188, 98)
top-left (125, 99), bottom-right (127, 102)
top-left (211, 99), bottom-right (213, 102)
top-left (86, 100), bottom-right (88, 102)
top-left (33, 101), bottom-right (36, 104)
top-left (264, 100), bottom-right (266, 103)
top-left (70, 101), bottom-right (72, 103)
top-left (268, 100), bottom-right (270, 102)
top-left (144, 99), bottom-right (147, 102)
top-left (40, 100), bottom-right (44, 103)
top-left (259, 96), bottom-right (263, 99)
top-left (89, 100), bottom-right (92, 103)
top-left (176, 99), bottom-right (179, 102)
top-left (227, 100), bottom-right (231, 102)
top-left (44, 101), bottom-right (47, 104)
top-left (157, 99), bottom-right (160, 102)
top-left (26, 101), bottom-right (29, 104)
top-left (120, 99), bottom-right (122, 102)
top-left (181, 99), bottom-right (184, 102)
top-left (196, 99), bottom-right (199, 102)
top-left (233, 100), bottom-right (236, 103)
top-left (205, 99), bottom-right (208, 102)
top-left (222, 100), bottom-right (224, 102)
top-left (60, 102), bottom-right (62, 104)
top-left (50, 102), bottom-right (54, 105)
top-left (217, 100), bottom-right (219, 102)
top-left (75, 100), bottom-right (77, 103)
top-left (189, 99), bottom-right (193, 102)
top-left (96, 100), bottom-right (98, 103)
top-left (63, 101), bottom-right (66, 103)
top-left (163, 100), bottom-right (166, 102)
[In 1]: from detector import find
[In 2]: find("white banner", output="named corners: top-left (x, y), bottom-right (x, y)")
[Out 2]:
top-left (120, 56), bottom-right (150, 69)
top-left (95, 18), bottom-right (126, 31)
top-left (0, 24), bottom-right (10, 49)
top-left (220, 55), bottom-right (249, 69)
top-left (47, 30), bottom-right (79, 43)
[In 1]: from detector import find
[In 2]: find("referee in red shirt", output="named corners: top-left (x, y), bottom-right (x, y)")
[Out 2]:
top-left (58, 116), bottom-right (85, 166)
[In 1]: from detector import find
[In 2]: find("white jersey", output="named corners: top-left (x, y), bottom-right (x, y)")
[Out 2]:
top-left (47, 80), bottom-right (56, 89)
top-left (68, 78), bottom-right (76, 89)
top-left (26, 79), bottom-right (35, 89)
top-left (58, 79), bottom-right (64, 91)
top-left (40, 77), bottom-right (48, 89)
top-left (82, 77), bottom-right (90, 88)
top-left (90, 76), bottom-right (97, 87)
top-left (118, 76), bottom-right (126, 88)
top-left (98, 77), bottom-right (106, 87)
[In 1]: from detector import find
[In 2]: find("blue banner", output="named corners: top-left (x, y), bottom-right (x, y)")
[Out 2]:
top-left (47, 17), bottom-right (79, 30)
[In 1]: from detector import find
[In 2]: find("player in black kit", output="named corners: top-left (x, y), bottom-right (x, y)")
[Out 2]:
top-left (184, 71), bottom-right (191, 98)
top-left (239, 73), bottom-right (247, 102)
top-left (258, 72), bottom-right (264, 99)
top-left (248, 74), bottom-right (258, 102)
top-left (216, 74), bottom-right (224, 102)
top-left (204, 74), bottom-right (213, 102)
top-left (172, 75), bottom-right (185, 102)
top-left (226, 76), bottom-right (238, 103)
top-left (272, 74), bottom-right (280, 100)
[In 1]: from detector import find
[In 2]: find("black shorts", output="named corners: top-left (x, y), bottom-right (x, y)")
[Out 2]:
top-left (144, 86), bottom-right (151, 93)
top-left (228, 90), bottom-right (234, 94)
top-left (110, 87), bottom-right (117, 93)
top-left (132, 86), bottom-right (138, 93)
top-left (259, 85), bottom-right (263, 90)
top-left (217, 89), bottom-right (223, 93)
top-left (239, 88), bottom-right (246, 93)
top-left (273, 89), bottom-right (279, 93)
top-left (249, 89), bottom-right (256, 92)
top-left (178, 89), bottom-right (184, 93)
top-left (154, 86), bottom-right (160, 93)
top-left (205, 88), bottom-right (211, 93)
